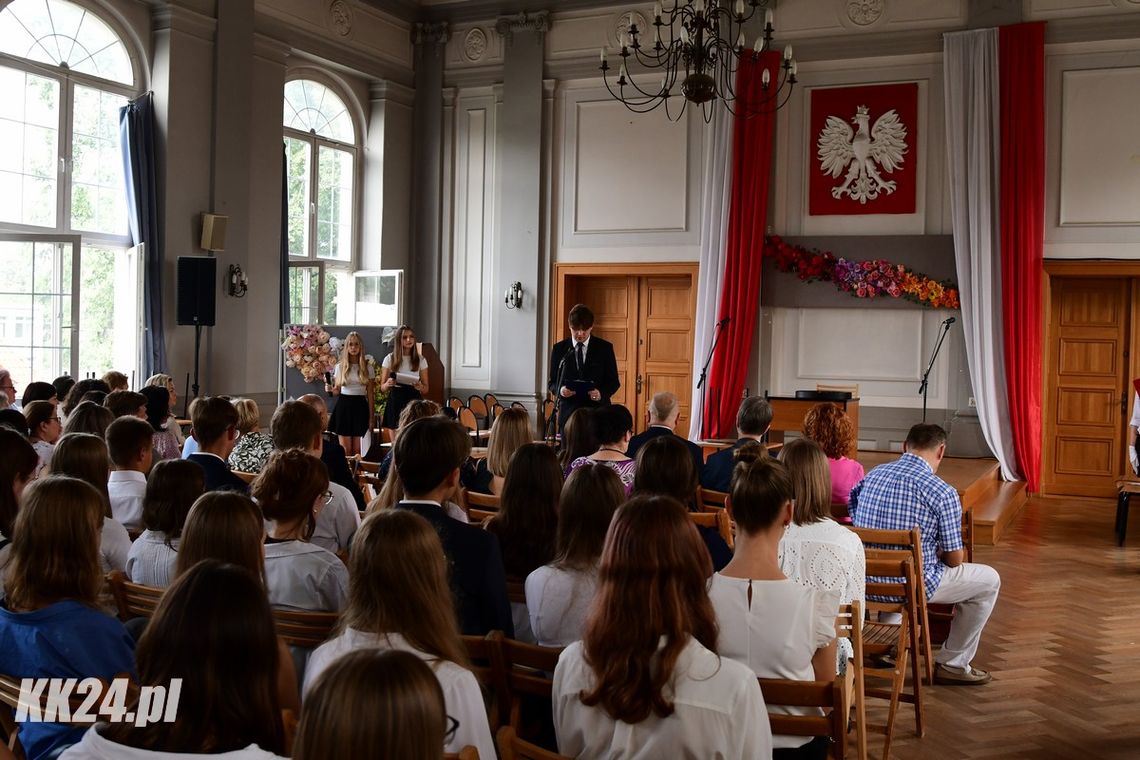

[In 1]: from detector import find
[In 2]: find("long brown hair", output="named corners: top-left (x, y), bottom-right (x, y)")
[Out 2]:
top-left (50, 432), bottom-right (111, 516)
top-left (559, 407), bottom-right (597, 471)
top-left (486, 407), bottom-right (532, 477)
top-left (580, 495), bottom-right (717, 723)
top-left (4, 477), bottom-right (105, 611)
top-left (0, 426), bottom-right (38, 540)
top-left (778, 437), bottom-right (832, 525)
top-left (730, 445), bottom-right (793, 535)
top-left (631, 435), bottom-right (698, 507)
top-left (387, 325), bottom-right (422, 372)
top-left (344, 510), bottom-right (469, 668)
top-left (554, 463), bottom-right (624, 571)
top-left (62, 400), bottom-right (114, 438)
top-left (251, 449), bottom-right (328, 540)
top-left (102, 560), bottom-right (284, 754)
top-left (802, 402), bottom-right (856, 460)
top-left (176, 493), bottom-right (266, 583)
top-left (294, 649), bottom-right (446, 760)
top-left (486, 443), bottom-right (561, 577)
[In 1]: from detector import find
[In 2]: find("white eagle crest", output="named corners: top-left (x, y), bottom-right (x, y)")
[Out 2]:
top-left (817, 104), bottom-right (908, 204)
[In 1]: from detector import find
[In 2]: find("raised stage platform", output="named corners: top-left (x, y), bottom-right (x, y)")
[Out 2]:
top-left (854, 451), bottom-right (1028, 545)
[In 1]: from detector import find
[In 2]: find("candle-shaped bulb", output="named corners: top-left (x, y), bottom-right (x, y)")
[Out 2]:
top-left (694, 0), bottom-right (705, 14)
top-left (735, 0), bottom-right (745, 15)
top-left (599, 48), bottom-right (605, 64)
top-left (791, 60), bottom-right (798, 76)
top-left (784, 44), bottom-right (793, 60)
top-left (736, 30), bottom-right (745, 49)
top-left (681, 26), bottom-right (690, 44)
top-left (765, 9), bottom-right (774, 27)
top-left (753, 36), bottom-right (764, 53)
top-left (762, 68), bottom-right (771, 87)
top-left (654, 1), bottom-right (662, 19)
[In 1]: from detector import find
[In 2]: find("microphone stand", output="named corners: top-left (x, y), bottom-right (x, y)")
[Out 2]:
top-left (919, 318), bottom-right (954, 423)
top-left (697, 318), bottom-right (729, 440)
top-left (547, 350), bottom-right (570, 442)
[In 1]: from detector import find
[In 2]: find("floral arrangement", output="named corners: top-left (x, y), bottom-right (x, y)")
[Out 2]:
top-left (764, 235), bottom-right (961, 310)
top-left (281, 325), bottom-right (336, 383)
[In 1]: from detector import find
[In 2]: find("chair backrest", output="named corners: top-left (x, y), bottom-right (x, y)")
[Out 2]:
top-left (849, 526), bottom-right (925, 591)
top-left (757, 677), bottom-right (846, 756)
top-left (458, 407), bottom-right (480, 433)
top-left (505, 576), bottom-right (526, 606)
top-left (0, 674), bottom-right (25, 759)
top-left (233, 470), bottom-right (257, 484)
top-left (468, 395), bottom-right (489, 418)
top-left (443, 747), bottom-right (480, 760)
top-left (466, 490), bottom-right (501, 510)
top-left (469, 508), bottom-right (496, 525)
top-left (497, 725), bottom-right (574, 760)
top-left (688, 509), bottom-right (734, 548)
top-left (862, 556), bottom-right (917, 616)
top-left (462, 630), bottom-right (505, 729)
top-left (271, 608), bottom-right (339, 649)
top-left (542, 398), bottom-right (555, 424)
top-left (449, 396), bottom-right (465, 413)
top-left (510, 401), bottom-right (527, 411)
top-left (698, 486), bottom-right (729, 512)
top-left (499, 638), bottom-right (563, 731)
top-left (106, 570), bottom-right (164, 622)
top-left (490, 403), bottom-right (505, 422)
top-left (484, 393), bottom-right (500, 409)
top-left (961, 509), bottom-right (974, 563)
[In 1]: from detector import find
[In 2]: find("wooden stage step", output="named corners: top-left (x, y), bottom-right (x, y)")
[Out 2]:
top-left (853, 452), bottom-right (1028, 546)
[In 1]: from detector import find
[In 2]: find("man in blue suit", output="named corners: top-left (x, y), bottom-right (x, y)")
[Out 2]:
top-left (627, 391), bottom-right (704, 478)
top-left (700, 396), bottom-right (774, 493)
top-left (186, 396), bottom-right (250, 494)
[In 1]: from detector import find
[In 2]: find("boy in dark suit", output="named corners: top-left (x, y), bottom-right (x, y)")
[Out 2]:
top-left (700, 396), bottom-right (774, 493)
top-left (548, 303), bottom-right (621, 432)
top-left (394, 416), bottom-right (514, 637)
top-left (187, 396), bottom-right (249, 494)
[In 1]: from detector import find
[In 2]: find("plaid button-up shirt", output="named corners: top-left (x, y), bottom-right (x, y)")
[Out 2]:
top-left (849, 452), bottom-right (964, 598)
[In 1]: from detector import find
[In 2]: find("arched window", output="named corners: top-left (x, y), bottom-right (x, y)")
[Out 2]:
top-left (0, 0), bottom-right (142, 382)
top-left (283, 77), bottom-right (359, 325)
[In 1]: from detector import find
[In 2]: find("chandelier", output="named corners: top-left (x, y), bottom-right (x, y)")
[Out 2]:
top-left (600, 0), bottom-right (798, 120)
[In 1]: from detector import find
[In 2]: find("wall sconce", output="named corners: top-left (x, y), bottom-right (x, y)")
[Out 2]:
top-left (227, 264), bottom-right (248, 298)
top-left (504, 281), bottom-right (523, 310)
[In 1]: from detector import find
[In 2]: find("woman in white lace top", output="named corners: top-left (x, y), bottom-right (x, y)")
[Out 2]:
top-left (778, 438), bottom-right (865, 666)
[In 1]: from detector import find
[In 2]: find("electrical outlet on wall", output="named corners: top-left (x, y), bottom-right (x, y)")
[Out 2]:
top-left (968, 397), bottom-right (976, 408)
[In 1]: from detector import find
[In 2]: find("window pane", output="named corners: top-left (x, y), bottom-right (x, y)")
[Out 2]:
top-left (0, 240), bottom-right (73, 383)
top-left (323, 269), bottom-right (353, 326)
top-left (283, 79), bottom-right (354, 143)
top-left (288, 265), bottom-right (320, 325)
top-left (0, 0), bottom-right (134, 86)
top-left (0, 65), bottom-right (59, 227)
top-left (285, 136), bottom-right (311, 258)
top-left (316, 146), bottom-right (352, 261)
top-left (78, 244), bottom-right (137, 379)
top-left (71, 84), bottom-right (128, 235)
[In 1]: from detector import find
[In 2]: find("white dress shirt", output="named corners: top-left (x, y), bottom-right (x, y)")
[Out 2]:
top-left (310, 481), bottom-right (361, 555)
top-left (108, 470), bottom-right (148, 531)
top-left (60, 723), bottom-right (285, 759)
top-left (100, 518), bottom-right (131, 574)
top-left (553, 636), bottom-right (771, 760)
top-left (304, 629), bottom-right (495, 760)
top-left (525, 564), bottom-right (598, 647)
top-left (263, 540), bottom-right (348, 612)
top-left (126, 531), bottom-right (179, 588)
top-left (709, 573), bottom-right (839, 749)
top-left (32, 440), bottom-right (54, 477)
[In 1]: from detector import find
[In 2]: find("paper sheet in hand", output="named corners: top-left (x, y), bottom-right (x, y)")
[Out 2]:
top-left (396, 371), bottom-right (420, 386)
top-left (567, 380), bottom-right (596, 396)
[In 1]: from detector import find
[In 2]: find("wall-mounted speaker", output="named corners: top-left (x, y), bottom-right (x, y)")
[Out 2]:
top-left (201, 213), bottom-right (228, 251)
top-left (177, 256), bottom-right (217, 326)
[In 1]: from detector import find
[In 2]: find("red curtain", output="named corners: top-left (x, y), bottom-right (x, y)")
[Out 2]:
top-left (706, 52), bottom-right (781, 438)
top-left (999, 22), bottom-right (1045, 491)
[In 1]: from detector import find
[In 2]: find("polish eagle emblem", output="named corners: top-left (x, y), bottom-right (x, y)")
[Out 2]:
top-left (816, 104), bottom-right (908, 204)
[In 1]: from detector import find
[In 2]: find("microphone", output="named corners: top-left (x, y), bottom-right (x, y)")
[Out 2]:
top-left (944, 317), bottom-right (956, 325)
top-left (324, 371), bottom-right (333, 397)
top-left (717, 316), bottom-right (732, 327)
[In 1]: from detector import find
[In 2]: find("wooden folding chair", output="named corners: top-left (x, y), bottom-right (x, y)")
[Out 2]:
top-left (836, 601), bottom-right (867, 760)
top-left (497, 726), bottom-right (573, 760)
top-left (862, 556), bottom-right (923, 759)
top-left (271, 609), bottom-right (338, 649)
top-left (106, 570), bottom-right (163, 622)
top-left (465, 489), bottom-right (501, 512)
top-left (468, 395), bottom-right (490, 426)
top-left (757, 677), bottom-right (847, 760)
top-left (463, 630), bottom-right (505, 730)
top-left (497, 638), bottom-right (563, 747)
top-left (443, 747), bottom-right (480, 760)
top-left (449, 396), bottom-right (465, 413)
top-left (849, 526), bottom-right (935, 686)
top-left (490, 403), bottom-right (505, 422)
top-left (458, 407), bottom-right (480, 433)
top-left (688, 509), bottom-right (734, 548)
top-left (698, 486), bottom-right (729, 512)
top-left (484, 393), bottom-right (500, 410)
top-left (234, 470), bottom-right (257, 484)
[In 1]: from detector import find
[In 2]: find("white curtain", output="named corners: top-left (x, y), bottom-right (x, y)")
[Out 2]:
top-left (689, 103), bottom-right (734, 442)
top-left (943, 29), bottom-right (1020, 481)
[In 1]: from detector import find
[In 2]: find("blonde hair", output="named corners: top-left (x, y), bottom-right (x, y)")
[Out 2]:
top-left (778, 438), bottom-right (833, 525)
top-left (486, 407), bottom-right (532, 477)
top-left (344, 511), bottom-right (469, 668)
top-left (334, 332), bottom-right (367, 387)
top-left (145, 374), bottom-right (174, 391)
top-left (4, 477), bottom-right (105, 611)
top-left (233, 398), bottom-right (261, 434)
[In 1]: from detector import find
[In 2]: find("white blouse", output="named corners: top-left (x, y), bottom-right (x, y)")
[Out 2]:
top-left (309, 482), bottom-right (361, 555)
top-left (263, 540), bottom-right (349, 612)
top-left (126, 531), bottom-right (180, 588)
top-left (553, 636), bottom-right (771, 760)
top-left (100, 518), bottom-right (132, 574)
top-left (525, 564), bottom-right (598, 647)
top-left (708, 573), bottom-right (839, 750)
top-left (304, 629), bottom-right (495, 760)
top-left (337, 363), bottom-right (373, 396)
top-left (32, 439), bottom-right (54, 476)
top-left (60, 724), bottom-right (285, 759)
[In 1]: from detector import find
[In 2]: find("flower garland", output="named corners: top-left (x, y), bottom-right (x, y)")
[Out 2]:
top-left (763, 235), bottom-right (961, 310)
top-left (282, 325), bottom-right (336, 383)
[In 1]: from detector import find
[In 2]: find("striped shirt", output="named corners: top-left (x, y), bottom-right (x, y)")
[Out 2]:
top-left (849, 453), bottom-right (963, 598)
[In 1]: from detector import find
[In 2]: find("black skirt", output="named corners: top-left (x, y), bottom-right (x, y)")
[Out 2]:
top-left (382, 384), bottom-right (422, 429)
top-left (328, 394), bottom-right (371, 437)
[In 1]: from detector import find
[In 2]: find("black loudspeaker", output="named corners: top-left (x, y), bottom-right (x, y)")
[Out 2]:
top-left (177, 256), bottom-right (217, 326)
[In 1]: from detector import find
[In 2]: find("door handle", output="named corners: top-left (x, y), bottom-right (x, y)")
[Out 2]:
top-left (636, 374), bottom-right (643, 395)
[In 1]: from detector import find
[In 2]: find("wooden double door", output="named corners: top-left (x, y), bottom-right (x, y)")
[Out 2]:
top-left (1043, 276), bottom-right (1139, 497)
top-left (554, 264), bottom-right (697, 437)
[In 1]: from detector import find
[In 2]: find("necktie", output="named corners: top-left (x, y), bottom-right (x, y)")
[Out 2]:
top-left (576, 341), bottom-right (585, 371)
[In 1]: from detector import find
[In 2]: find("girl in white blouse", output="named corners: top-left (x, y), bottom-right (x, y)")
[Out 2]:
top-left (326, 331), bottom-right (375, 457)
top-left (126, 459), bottom-right (205, 587)
top-left (553, 495), bottom-right (770, 760)
top-left (710, 448), bottom-right (839, 760)
top-left (303, 510), bottom-right (495, 760)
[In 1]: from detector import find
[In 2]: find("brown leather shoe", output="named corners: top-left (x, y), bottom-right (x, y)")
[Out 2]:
top-left (934, 664), bottom-right (992, 685)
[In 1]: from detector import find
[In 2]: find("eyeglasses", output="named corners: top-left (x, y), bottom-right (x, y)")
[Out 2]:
top-left (444, 715), bottom-right (459, 744)
top-left (323, 490), bottom-right (334, 505)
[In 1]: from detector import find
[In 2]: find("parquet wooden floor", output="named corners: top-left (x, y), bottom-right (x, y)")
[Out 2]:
top-left (868, 495), bottom-right (1140, 759)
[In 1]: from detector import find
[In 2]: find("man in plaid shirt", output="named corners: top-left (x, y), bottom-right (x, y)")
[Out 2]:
top-left (850, 423), bottom-right (1001, 685)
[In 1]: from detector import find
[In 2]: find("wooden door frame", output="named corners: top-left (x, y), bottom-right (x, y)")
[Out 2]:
top-left (1042, 260), bottom-right (1140, 496)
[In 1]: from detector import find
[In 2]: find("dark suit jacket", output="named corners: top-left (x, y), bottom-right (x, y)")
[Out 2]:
top-left (700, 438), bottom-right (764, 493)
top-left (187, 452), bottom-right (250, 495)
top-left (548, 336), bottom-right (621, 428)
top-left (322, 435), bottom-right (365, 510)
top-left (626, 425), bottom-right (705, 479)
top-left (396, 501), bottom-right (514, 638)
